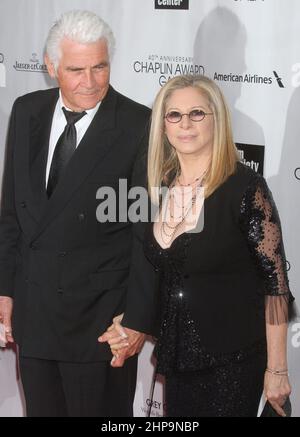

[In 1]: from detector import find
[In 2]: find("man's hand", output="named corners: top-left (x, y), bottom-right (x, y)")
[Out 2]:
top-left (110, 327), bottom-right (146, 368)
top-left (98, 314), bottom-right (146, 367)
top-left (0, 296), bottom-right (14, 345)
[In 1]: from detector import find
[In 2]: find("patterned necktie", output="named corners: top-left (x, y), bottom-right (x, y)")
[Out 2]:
top-left (47, 107), bottom-right (86, 197)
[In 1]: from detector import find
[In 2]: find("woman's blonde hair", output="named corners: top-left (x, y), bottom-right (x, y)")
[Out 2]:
top-left (148, 75), bottom-right (239, 204)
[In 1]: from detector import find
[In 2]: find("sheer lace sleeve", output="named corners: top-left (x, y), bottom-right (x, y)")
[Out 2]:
top-left (239, 175), bottom-right (294, 325)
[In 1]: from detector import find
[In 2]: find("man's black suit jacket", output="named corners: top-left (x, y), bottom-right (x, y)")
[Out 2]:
top-left (0, 85), bottom-right (156, 362)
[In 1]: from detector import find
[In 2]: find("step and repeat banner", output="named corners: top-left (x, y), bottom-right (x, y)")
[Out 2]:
top-left (0, 0), bottom-right (299, 417)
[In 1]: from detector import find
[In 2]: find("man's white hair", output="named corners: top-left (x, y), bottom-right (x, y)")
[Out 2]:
top-left (45, 10), bottom-right (115, 70)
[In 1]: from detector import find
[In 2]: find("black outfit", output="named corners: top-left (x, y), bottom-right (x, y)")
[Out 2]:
top-left (19, 355), bottom-right (137, 417)
top-left (0, 86), bottom-right (156, 416)
top-left (144, 163), bottom-right (294, 417)
top-left (46, 107), bottom-right (87, 197)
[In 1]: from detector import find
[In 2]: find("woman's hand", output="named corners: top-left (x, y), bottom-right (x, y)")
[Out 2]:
top-left (98, 313), bottom-right (146, 367)
top-left (264, 371), bottom-right (291, 416)
top-left (98, 313), bottom-right (129, 356)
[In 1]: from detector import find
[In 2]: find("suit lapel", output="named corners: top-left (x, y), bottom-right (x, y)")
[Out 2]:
top-left (32, 86), bottom-right (122, 241)
top-left (16, 89), bottom-right (59, 225)
top-left (29, 91), bottom-right (58, 210)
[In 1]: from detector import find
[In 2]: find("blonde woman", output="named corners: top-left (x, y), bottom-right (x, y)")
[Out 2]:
top-left (104, 75), bottom-right (294, 417)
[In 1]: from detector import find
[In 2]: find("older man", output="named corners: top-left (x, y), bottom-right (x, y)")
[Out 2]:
top-left (0, 10), bottom-right (155, 417)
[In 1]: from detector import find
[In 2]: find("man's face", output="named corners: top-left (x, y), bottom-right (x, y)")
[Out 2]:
top-left (46, 37), bottom-right (110, 112)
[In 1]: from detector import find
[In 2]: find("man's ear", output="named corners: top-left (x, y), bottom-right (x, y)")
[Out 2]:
top-left (44, 54), bottom-right (56, 79)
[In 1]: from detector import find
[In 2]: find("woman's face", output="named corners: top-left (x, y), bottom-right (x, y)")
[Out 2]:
top-left (164, 86), bottom-right (214, 159)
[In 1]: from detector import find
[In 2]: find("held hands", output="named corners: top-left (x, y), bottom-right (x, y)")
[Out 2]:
top-left (264, 370), bottom-right (291, 416)
top-left (0, 296), bottom-right (14, 347)
top-left (98, 313), bottom-right (146, 367)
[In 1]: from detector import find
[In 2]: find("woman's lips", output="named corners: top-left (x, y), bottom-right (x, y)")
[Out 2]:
top-left (177, 135), bottom-right (197, 141)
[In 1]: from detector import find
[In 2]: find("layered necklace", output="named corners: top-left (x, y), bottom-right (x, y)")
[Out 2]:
top-left (160, 169), bottom-right (207, 246)
top-left (176, 170), bottom-right (207, 187)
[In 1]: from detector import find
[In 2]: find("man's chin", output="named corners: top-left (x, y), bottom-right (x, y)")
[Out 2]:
top-left (76, 94), bottom-right (103, 110)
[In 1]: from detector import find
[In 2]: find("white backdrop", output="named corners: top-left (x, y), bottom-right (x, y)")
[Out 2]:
top-left (0, 0), bottom-right (299, 417)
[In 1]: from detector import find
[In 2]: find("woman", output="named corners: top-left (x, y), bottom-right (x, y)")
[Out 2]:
top-left (107, 75), bottom-right (294, 417)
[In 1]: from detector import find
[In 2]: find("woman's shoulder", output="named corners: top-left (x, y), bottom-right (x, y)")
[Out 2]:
top-left (231, 162), bottom-right (262, 186)
top-left (209, 162), bottom-right (266, 205)
top-left (223, 162), bottom-right (264, 195)
top-left (219, 162), bottom-right (266, 211)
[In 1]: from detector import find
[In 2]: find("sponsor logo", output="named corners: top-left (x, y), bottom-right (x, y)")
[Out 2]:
top-left (213, 71), bottom-right (285, 88)
top-left (144, 398), bottom-right (166, 417)
top-left (133, 54), bottom-right (204, 86)
top-left (0, 52), bottom-right (6, 87)
top-left (236, 144), bottom-right (265, 175)
top-left (155, 0), bottom-right (189, 10)
top-left (13, 53), bottom-right (47, 73)
top-left (273, 71), bottom-right (284, 88)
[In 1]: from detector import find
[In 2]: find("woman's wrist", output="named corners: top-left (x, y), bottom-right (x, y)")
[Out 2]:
top-left (265, 367), bottom-right (289, 376)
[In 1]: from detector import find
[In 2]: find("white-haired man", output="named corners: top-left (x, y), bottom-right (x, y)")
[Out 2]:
top-left (0, 10), bottom-right (155, 417)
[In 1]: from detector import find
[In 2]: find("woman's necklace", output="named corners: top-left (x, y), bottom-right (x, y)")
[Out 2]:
top-left (160, 177), bottom-right (204, 246)
top-left (168, 168), bottom-right (207, 218)
top-left (176, 168), bottom-right (207, 187)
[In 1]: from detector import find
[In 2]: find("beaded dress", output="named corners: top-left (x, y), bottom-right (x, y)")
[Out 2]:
top-left (144, 168), bottom-right (294, 417)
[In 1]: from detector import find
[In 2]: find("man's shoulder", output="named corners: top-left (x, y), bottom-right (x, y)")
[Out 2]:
top-left (112, 87), bottom-right (151, 118)
top-left (15, 87), bottom-right (59, 107)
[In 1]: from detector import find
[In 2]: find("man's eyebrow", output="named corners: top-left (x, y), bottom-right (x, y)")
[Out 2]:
top-left (66, 62), bottom-right (109, 71)
top-left (66, 66), bottom-right (84, 71)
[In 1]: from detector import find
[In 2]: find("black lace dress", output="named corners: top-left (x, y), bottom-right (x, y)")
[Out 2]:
top-left (144, 170), bottom-right (294, 417)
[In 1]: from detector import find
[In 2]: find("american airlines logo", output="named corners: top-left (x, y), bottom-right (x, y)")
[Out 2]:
top-left (273, 71), bottom-right (284, 88)
top-left (155, 0), bottom-right (189, 10)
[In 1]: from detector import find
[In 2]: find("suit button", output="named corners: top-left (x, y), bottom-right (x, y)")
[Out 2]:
top-left (78, 213), bottom-right (85, 222)
top-left (59, 251), bottom-right (67, 258)
top-left (183, 274), bottom-right (189, 279)
top-left (21, 202), bottom-right (26, 208)
top-left (57, 288), bottom-right (64, 294)
top-left (30, 243), bottom-right (37, 250)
